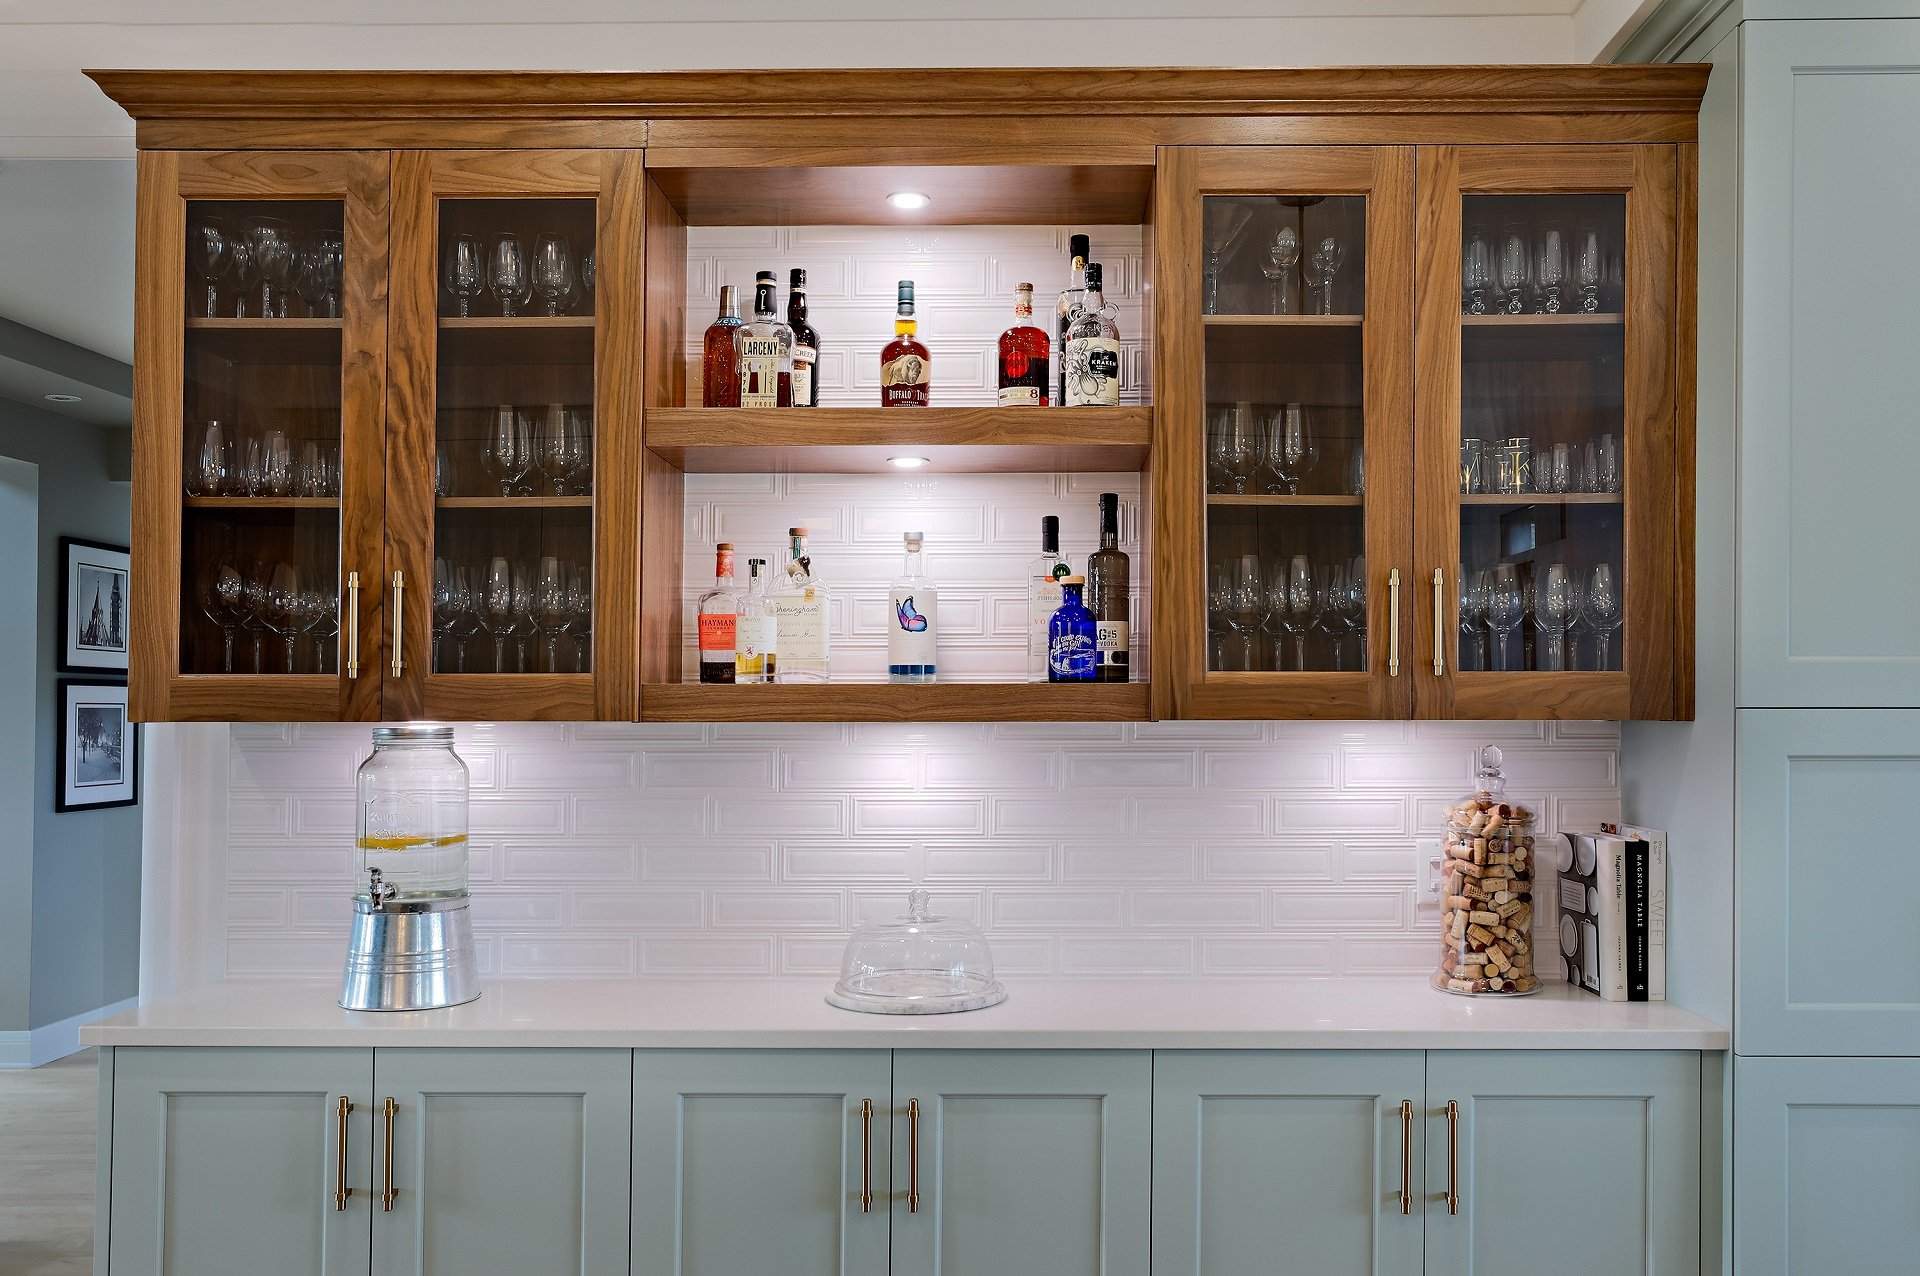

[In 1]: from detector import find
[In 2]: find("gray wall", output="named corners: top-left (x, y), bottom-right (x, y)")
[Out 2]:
top-left (0, 395), bottom-right (138, 1031)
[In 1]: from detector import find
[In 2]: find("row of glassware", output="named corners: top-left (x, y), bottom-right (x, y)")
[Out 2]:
top-left (1457, 560), bottom-right (1623, 673)
top-left (189, 217), bottom-right (344, 320)
top-left (1202, 201), bottom-right (1351, 316)
top-left (185, 420), bottom-right (339, 498)
top-left (1460, 433), bottom-right (1621, 496)
top-left (196, 558), bottom-right (342, 674)
top-left (442, 232), bottom-right (595, 318)
top-left (1206, 403), bottom-right (1364, 498)
top-left (436, 405), bottom-right (594, 499)
top-left (1207, 553), bottom-right (1369, 673)
top-left (430, 556), bottom-right (594, 675)
top-left (1462, 222), bottom-right (1621, 316)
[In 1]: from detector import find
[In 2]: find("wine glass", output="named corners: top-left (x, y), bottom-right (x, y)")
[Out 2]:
top-left (1316, 562), bottom-right (1350, 671)
top-left (1206, 566), bottom-right (1231, 669)
top-left (1575, 224), bottom-right (1603, 314)
top-left (1588, 564), bottom-right (1623, 671)
top-left (186, 419), bottom-right (232, 496)
top-left (510, 561), bottom-right (537, 673)
top-left (539, 403), bottom-right (588, 496)
top-left (1264, 404), bottom-right (1312, 496)
top-left (1535, 224), bottom-right (1567, 315)
top-left (532, 556), bottom-right (574, 672)
top-left (489, 233), bottom-right (529, 317)
top-left (1496, 225), bottom-right (1529, 315)
top-left (1596, 433), bottom-right (1622, 493)
top-left (1278, 555), bottom-right (1318, 671)
top-left (532, 234), bottom-right (574, 317)
top-left (1463, 230), bottom-right (1494, 315)
top-left (1262, 225), bottom-right (1300, 315)
top-left (565, 562), bottom-right (593, 672)
top-left (1457, 566), bottom-right (1488, 672)
top-left (1549, 442), bottom-right (1573, 495)
top-left (484, 405), bottom-right (534, 496)
top-left (580, 245), bottom-right (596, 311)
top-left (304, 580), bottom-right (339, 674)
top-left (1220, 403), bottom-right (1260, 496)
top-left (246, 217), bottom-right (295, 319)
top-left (448, 565), bottom-right (482, 673)
top-left (1201, 202), bottom-right (1256, 316)
top-left (256, 428), bottom-right (295, 497)
top-left (1347, 556), bottom-right (1369, 669)
top-left (226, 232), bottom-right (259, 320)
top-left (434, 444), bottom-right (456, 499)
top-left (1487, 564), bottom-right (1524, 671)
top-left (484, 556), bottom-right (515, 673)
top-left (444, 234), bottom-right (485, 318)
top-left (1206, 408), bottom-right (1234, 494)
top-left (298, 230), bottom-right (344, 318)
top-left (264, 563), bottom-right (304, 673)
top-left (190, 218), bottom-right (232, 318)
top-left (197, 560), bottom-right (246, 673)
top-left (432, 557), bottom-right (460, 672)
top-left (1308, 236), bottom-right (1346, 315)
top-left (1226, 554), bottom-right (1266, 670)
top-left (1538, 562), bottom-right (1571, 671)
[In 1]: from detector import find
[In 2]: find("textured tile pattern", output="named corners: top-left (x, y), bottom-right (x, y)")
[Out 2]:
top-left (225, 721), bottom-right (1621, 980)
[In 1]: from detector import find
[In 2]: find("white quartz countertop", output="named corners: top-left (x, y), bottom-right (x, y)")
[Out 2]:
top-left (83, 977), bottom-right (1727, 1051)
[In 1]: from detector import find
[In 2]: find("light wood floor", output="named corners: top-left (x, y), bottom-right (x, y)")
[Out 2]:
top-left (0, 1050), bottom-right (95, 1276)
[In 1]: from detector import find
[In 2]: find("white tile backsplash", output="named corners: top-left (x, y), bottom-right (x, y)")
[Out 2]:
top-left (223, 720), bottom-right (1620, 981)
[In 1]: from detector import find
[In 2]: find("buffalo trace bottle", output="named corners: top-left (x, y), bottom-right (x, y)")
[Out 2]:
top-left (1047, 575), bottom-right (1096, 682)
top-left (787, 268), bottom-right (820, 408)
top-left (1086, 492), bottom-right (1131, 681)
top-left (887, 532), bottom-right (937, 682)
top-left (880, 280), bottom-right (930, 407)
top-left (695, 544), bottom-right (744, 684)
top-left (997, 282), bottom-right (1051, 406)
top-left (738, 270), bottom-right (794, 408)
top-left (701, 285), bottom-right (743, 407)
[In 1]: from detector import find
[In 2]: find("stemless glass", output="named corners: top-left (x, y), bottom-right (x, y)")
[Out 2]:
top-left (190, 219), bottom-right (232, 318)
top-left (1549, 442), bottom-right (1573, 494)
top-left (1575, 224), bottom-right (1604, 314)
top-left (532, 234), bottom-right (574, 317)
top-left (1463, 231), bottom-right (1494, 315)
top-left (1589, 564), bottom-right (1623, 671)
top-left (1262, 225), bottom-right (1300, 315)
top-left (1534, 224), bottom-right (1567, 315)
top-left (1487, 564), bottom-right (1524, 671)
top-left (1496, 224), bottom-right (1529, 315)
top-left (1596, 433), bottom-right (1622, 493)
top-left (257, 428), bottom-right (295, 497)
top-left (444, 234), bottom-right (485, 318)
top-left (490, 233), bottom-right (529, 317)
top-left (186, 420), bottom-right (232, 496)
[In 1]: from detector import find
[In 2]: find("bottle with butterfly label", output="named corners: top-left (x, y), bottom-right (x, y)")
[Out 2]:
top-left (887, 531), bottom-right (938, 683)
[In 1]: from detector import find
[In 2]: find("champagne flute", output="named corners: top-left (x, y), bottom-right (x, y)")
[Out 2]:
top-left (1262, 225), bottom-right (1300, 315)
top-left (1588, 564), bottom-right (1623, 671)
top-left (1318, 562), bottom-right (1350, 671)
top-left (1497, 224), bottom-right (1529, 315)
top-left (580, 245), bottom-right (596, 312)
top-left (490, 232), bottom-right (529, 317)
top-left (531, 234), bottom-right (574, 317)
top-left (1575, 224), bottom-right (1603, 314)
top-left (1535, 224), bottom-right (1567, 315)
top-left (510, 561), bottom-right (537, 673)
top-left (226, 233), bottom-right (259, 320)
top-left (1487, 564), bottom-right (1524, 671)
top-left (1207, 566), bottom-right (1231, 670)
top-left (444, 234), bottom-right (485, 318)
top-left (1347, 555), bottom-right (1369, 668)
top-left (1206, 408), bottom-right (1235, 494)
top-left (432, 557), bottom-right (457, 672)
top-left (1463, 230), bottom-right (1494, 315)
top-left (190, 218), bottom-right (232, 319)
top-left (1310, 236), bottom-right (1346, 315)
top-left (1597, 433), bottom-right (1622, 494)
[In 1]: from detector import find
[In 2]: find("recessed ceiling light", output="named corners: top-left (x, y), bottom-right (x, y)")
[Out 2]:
top-left (887, 192), bottom-right (931, 211)
top-left (43, 393), bottom-right (81, 404)
top-left (887, 456), bottom-right (931, 469)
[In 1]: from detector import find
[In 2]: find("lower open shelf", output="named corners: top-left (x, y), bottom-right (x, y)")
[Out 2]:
top-left (640, 681), bottom-right (1148, 723)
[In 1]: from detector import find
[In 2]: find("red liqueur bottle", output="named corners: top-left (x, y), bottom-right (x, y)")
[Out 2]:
top-left (997, 282), bottom-right (1051, 406)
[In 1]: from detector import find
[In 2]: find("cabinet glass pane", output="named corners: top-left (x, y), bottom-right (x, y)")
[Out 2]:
top-left (432, 198), bottom-right (596, 676)
top-left (1458, 194), bottom-right (1626, 674)
top-left (180, 199), bottom-right (346, 675)
top-left (1202, 195), bottom-right (1367, 673)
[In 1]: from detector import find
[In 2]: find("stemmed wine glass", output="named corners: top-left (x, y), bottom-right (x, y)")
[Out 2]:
top-left (298, 230), bottom-right (344, 318)
top-left (227, 233), bottom-right (259, 320)
top-left (1263, 404), bottom-right (1312, 495)
top-left (198, 561), bottom-right (246, 673)
top-left (1201, 202), bottom-right (1256, 316)
top-left (489, 233), bottom-right (529, 317)
top-left (444, 234), bottom-right (485, 318)
top-left (304, 579), bottom-right (339, 674)
top-left (190, 219), bottom-right (232, 319)
top-left (509, 562), bottom-right (538, 673)
top-left (580, 246), bottom-right (596, 312)
top-left (1497, 224), bottom-right (1530, 315)
top-left (1346, 556), bottom-right (1369, 669)
top-left (264, 563), bottom-right (305, 673)
top-left (432, 558), bottom-right (460, 672)
top-left (540, 404), bottom-right (588, 496)
top-left (1588, 564), bottom-right (1623, 671)
top-left (1262, 225), bottom-right (1300, 315)
top-left (1487, 564), bottom-right (1525, 671)
top-left (1535, 224), bottom-right (1567, 315)
top-left (1226, 555), bottom-right (1266, 670)
top-left (1457, 567), bottom-right (1489, 672)
top-left (484, 556), bottom-right (515, 673)
top-left (1276, 555), bottom-right (1318, 672)
top-left (246, 217), bottom-right (295, 319)
top-left (1218, 404), bottom-right (1260, 496)
top-left (1574, 225), bottom-right (1603, 314)
top-left (484, 405), bottom-right (535, 496)
top-left (1463, 230), bottom-right (1494, 316)
top-left (448, 566), bottom-right (483, 673)
top-left (532, 557), bottom-right (574, 672)
top-left (240, 560), bottom-right (272, 672)
top-left (1307, 236), bottom-right (1346, 315)
top-left (1537, 562), bottom-right (1571, 671)
top-left (532, 234), bottom-right (574, 317)
top-left (565, 562), bottom-right (593, 672)
top-left (1207, 566), bottom-right (1232, 669)
top-left (1316, 562), bottom-right (1350, 671)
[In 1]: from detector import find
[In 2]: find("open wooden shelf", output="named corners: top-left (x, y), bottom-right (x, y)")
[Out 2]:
top-left (436, 495), bottom-right (594, 509)
top-left (646, 161), bottom-right (1154, 227)
top-left (183, 495), bottom-right (338, 510)
top-left (438, 315), bottom-right (594, 329)
top-left (645, 406), bottom-right (1152, 474)
top-left (641, 680), bottom-right (1148, 723)
top-left (1207, 493), bottom-right (1363, 507)
top-left (1459, 492), bottom-right (1623, 506)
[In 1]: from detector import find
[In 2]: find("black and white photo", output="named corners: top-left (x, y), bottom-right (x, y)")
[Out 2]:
top-left (58, 536), bottom-right (130, 673)
top-left (56, 679), bottom-right (138, 812)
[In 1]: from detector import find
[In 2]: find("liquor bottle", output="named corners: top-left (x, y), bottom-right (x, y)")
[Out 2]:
top-left (787, 268), bottom-right (820, 408)
top-left (997, 282), bottom-right (1051, 407)
top-left (702, 285), bottom-right (743, 408)
top-left (1063, 262), bottom-right (1122, 407)
top-left (1086, 492), bottom-right (1131, 681)
top-left (737, 558), bottom-right (778, 684)
top-left (1055, 233), bottom-right (1090, 405)
top-left (1027, 515), bottom-right (1069, 682)
top-left (887, 531), bottom-right (937, 683)
top-left (771, 526), bottom-right (830, 683)
top-left (696, 544), bottom-right (744, 684)
top-left (880, 280), bottom-right (930, 408)
top-left (1047, 575), bottom-right (1096, 683)
top-left (737, 270), bottom-right (794, 408)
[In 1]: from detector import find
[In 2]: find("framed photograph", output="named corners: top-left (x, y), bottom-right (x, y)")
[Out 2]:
top-left (59, 536), bottom-right (130, 673)
top-left (57, 680), bottom-right (139, 812)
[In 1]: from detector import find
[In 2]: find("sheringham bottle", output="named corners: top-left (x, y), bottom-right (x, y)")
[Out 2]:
top-left (1027, 514), bottom-right (1069, 682)
top-left (787, 268), bottom-right (820, 407)
top-left (738, 270), bottom-right (794, 408)
top-left (737, 558), bottom-right (778, 684)
top-left (1063, 262), bottom-right (1122, 407)
top-left (887, 531), bottom-right (937, 682)
top-left (701, 285), bottom-right (743, 407)
top-left (771, 527), bottom-right (831, 683)
top-left (1047, 575), bottom-right (1096, 682)
top-left (880, 280), bottom-right (930, 407)
top-left (696, 544), bottom-right (744, 684)
top-left (998, 282), bottom-right (1051, 406)
top-left (1055, 233), bottom-right (1090, 405)
top-left (1086, 492), bottom-right (1131, 681)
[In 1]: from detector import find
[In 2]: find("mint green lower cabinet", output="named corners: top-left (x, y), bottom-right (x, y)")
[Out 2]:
top-left (1151, 1050), bottom-right (1425, 1276)
top-left (1736, 1056), bottom-right (1920, 1276)
top-left (107, 1046), bottom-right (374, 1276)
top-left (369, 1048), bottom-right (632, 1276)
top-left (629, 1049), bottom-right (891, 1276)
top-left (889, 1050), bottom-right (1151, 1276)
top-left (1423, 1051), bottom-right (1700, 1275)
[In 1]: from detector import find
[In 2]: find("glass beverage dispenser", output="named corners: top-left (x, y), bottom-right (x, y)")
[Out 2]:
top-left (340, 725), bottom-right (480, 1010)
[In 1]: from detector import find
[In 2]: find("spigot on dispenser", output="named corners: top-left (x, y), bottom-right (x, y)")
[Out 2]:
top-left (366, 867), bottom-right (396, 912)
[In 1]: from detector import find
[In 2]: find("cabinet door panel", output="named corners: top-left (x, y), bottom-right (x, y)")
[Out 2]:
top-left (630, 1049), bottom-right (890, 1276)
top-left (1424, 1050), bottom-right (1699, 1276)
top-left (891, 1050), bottom-right (1150, 1276)
top-left (108, 1046), bottom-right (373, 1276)
top-left (1152, 1051), bottom-right (1423, 1276)
top-left (371, 1047), bottom-right (630, 1276)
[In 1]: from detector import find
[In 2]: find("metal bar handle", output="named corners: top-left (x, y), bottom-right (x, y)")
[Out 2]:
top-left (390, 571), bottom-right (405, 678)
top-left (1398, 1098), bottom-right (1413, 1215)
top-left (381, 1096), bottom-right (397, 1212)
top-left (1432, 569), bottom-right (1447, 677)
top-left (859, 1098), bottom-right (874, 1213)
top-left (1445, 1099), bottom-right (1460, 1215)
top-left (1388, 568), bottom-right (1402, 677)
top-left (334, 1096), bottom-right (353, 1211)
top-left (344, 572), bottom-right (361, 678)
top-left (907, 1098), bottom-right (921, 1214)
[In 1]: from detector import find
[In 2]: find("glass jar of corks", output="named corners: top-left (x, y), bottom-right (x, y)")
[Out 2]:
top-left (1433, 745), bottom-right (1538, 996)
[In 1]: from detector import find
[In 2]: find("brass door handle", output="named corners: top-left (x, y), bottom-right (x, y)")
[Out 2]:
top-left (907, 1098), bottom-right (921, 1214)
top-left (390, 571), bottom-right (405, 678)
top-left (859, 1098), bottom-right (874, 1213)
top-left (344, 572), bottom-right (361, 678)
top-left (1432, 569), bottom-right (1447, 677)
top-left (1445, 1099), bottom-right (1460, 1215)
top-left (334, 1096), bottom-right (353, 1211)
top-left (1398, 1099), bottom-right (1413, 1215)
top-left (1388, 568), bottom-right (1401, 677)
top-left (381, 1096), bottom-right (397, 1212)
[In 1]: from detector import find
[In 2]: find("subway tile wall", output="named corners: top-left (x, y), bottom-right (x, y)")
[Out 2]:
top-left (225, 720), bottom-right (1622, 980)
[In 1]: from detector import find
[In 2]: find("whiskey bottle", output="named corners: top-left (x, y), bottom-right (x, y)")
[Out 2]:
top-left (997, 282), bottom-right (1051, 407)
top-left (880, 280), bottom-right (930, 408)
top-left (696, 544), bottom-right (744, 684)
top-left (737, 558), bottom-right (779, 684)
top-left (1027, 515), bottom-right (1069, 682)
top-left (1055, 234), bottom-right (1090, 405)
top-left (1086, 492), bottom-right (1131, 681)
top-left (1063, 262), bottom-right (1122, 408)
top-left (887, 532), bottom-right (937, 683)
top-left (738, 270), bottom-right (794, 408)
top-left (701, 285), bottom-right (743, 407)
top-left (1047, 575), bottom-right (1096, 683)
top-left (771, 526), bottom-right (830, 683)
top-left (787, 268), bottom-right (820, 408)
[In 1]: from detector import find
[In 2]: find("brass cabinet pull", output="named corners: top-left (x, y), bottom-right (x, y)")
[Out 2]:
top-left (334, 1096), bottom-right (353, 1211)
top-left (381, 1096), bottom-right (397, 1212)
top-left (1398, 1099), bottom-right (1413, 1215)
top-left (390, 571), bottom-right (405, 678)
top-left (907, 1098), bottom-right (921, 1214)
top-left (344, 572), bottom-right (361, 678)
top-left (859, 1098), bottom-right (874, 1213)
top-left (1387, 568), bottom-right (1402, 677)
top-left (1445, 1099), bottom-right (1460, 1216)
top-left (1431, 569), bottom-right (1447, 677)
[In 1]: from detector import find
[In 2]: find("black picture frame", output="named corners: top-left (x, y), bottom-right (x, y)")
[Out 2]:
top-left (58, 536), bottom-right (131, 674)
top-left (56, 679), bottom-right (139, 813)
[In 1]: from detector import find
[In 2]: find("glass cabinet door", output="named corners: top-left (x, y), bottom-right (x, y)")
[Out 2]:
top-left (386, 150), bottom-right (641, 721)
top-left (1414, 146), bottom-right (1681, 720)
top-left (135, 151), bottom-right (387, 721)
top-left (1154, 146), bottom-right (1414, 719)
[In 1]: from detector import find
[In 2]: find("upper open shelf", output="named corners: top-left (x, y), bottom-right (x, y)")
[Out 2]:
top-left (648, 163), bottom-right (1155, 227)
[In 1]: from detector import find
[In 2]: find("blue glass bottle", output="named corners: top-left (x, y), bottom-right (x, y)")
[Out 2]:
top-left (1048, 575), bottom-right (1096, 682)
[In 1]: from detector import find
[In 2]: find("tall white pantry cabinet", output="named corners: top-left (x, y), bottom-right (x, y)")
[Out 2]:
top-left (1626, 5), bottom-right (1920, 1273)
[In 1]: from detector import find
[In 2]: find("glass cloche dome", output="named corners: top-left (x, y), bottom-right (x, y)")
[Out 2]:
top-left (828, 889), bottom-right (1007, 1015)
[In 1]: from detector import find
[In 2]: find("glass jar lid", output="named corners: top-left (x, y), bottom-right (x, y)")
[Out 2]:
top-left (827, 889), bottom-right (1007, 1015)
top-left (372, 724), bottom-right (455, 746)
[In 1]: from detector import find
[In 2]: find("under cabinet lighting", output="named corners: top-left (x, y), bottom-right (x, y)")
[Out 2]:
top-left (887, 192), bottom-right (931, 210)
top-left (888, 456), bottom-right (931, 469)
top-left (43, 393), bottom-right (81, 404)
